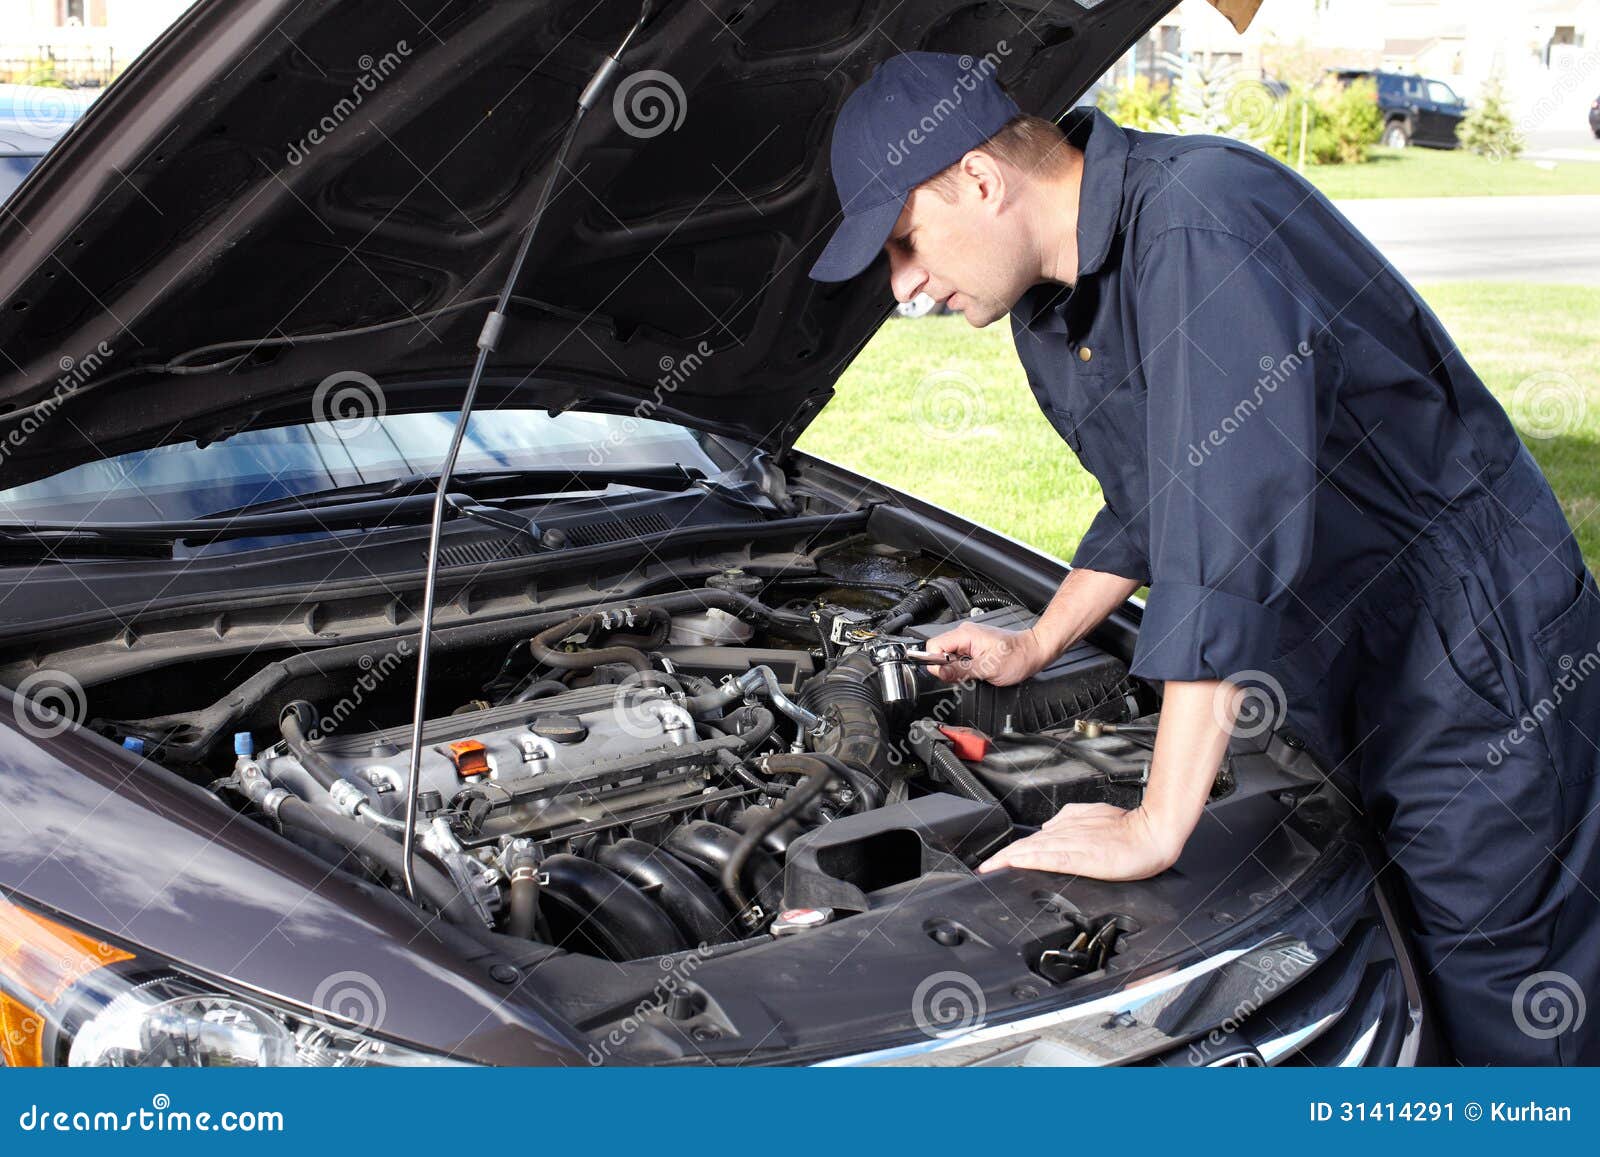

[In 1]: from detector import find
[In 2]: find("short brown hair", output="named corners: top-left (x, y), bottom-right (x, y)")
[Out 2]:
top-left (920, 114), bottom-right (1074, 199)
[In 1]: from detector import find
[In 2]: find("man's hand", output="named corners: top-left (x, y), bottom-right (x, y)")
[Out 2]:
top-left (975, 680), bottom-right (1239, 881)
top-left (976, 803), bottom-right (1181, 881)
top-left (924, 622), bottom-right (1049, 686)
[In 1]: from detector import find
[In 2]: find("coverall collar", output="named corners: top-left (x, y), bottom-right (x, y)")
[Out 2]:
top-left (1064, 106), bottom-right (1131, 282)
top-left (1019, 106), bottom-right (1130, 330)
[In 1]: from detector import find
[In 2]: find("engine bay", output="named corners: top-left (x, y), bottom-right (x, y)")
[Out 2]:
top-left (66, 534), bottom-right (1228, 965)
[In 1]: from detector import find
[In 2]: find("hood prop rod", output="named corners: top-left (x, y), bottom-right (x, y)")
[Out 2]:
top-left (399, 1), bottom-right (657, 905)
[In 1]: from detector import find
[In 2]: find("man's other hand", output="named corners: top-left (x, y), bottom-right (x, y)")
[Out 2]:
top-left (924, 622), bottom-right (1049, 686)
top-left (976, 803), bottom-right (1180, 881)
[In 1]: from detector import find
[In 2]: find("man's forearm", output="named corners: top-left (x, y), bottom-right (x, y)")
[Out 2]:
top-left (1141, 679), bottom-right (1234, 866)
top-left (1027, 567), bottom-right (1141, 659)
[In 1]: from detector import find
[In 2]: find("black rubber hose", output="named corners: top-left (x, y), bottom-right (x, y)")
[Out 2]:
top-left (513, 678), bottom-right (569, 703)
top-left (798, 650), bottom-right (896, 790)
top-left (878, 585), bottom-right (947, 634)
top-left (908, 719), bottom-right (1000, 805)
top-left (505, 845), bottom-right (541, 941)
top-left (721, 753), bottom-right (838, 921)
top-left (703, 704), bottom-right (778, 753)
top-left (879, 574), bottom-right (1015, 633)
top-left (759, 749), bottom-right (878, 815)
top-left (529, 609), bottom-right (668, 687)
top-left (278, 701), bottom-right (344, 793)
top-left (808, 750), bottom-right (883, 812)
top-left (275, 796), bottom-right (482, 927)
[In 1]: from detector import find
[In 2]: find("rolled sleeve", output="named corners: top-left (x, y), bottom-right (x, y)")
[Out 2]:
top-left (1131, 581), bottom-right (1280, 682)
top-left (1127, 226), bottom-right (1327, 684)
top-left (1071, 503), bottom-right (1150, 583)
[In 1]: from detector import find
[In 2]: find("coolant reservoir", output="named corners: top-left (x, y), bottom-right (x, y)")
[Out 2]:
top-left (667, 608), bottom-right (756, 646)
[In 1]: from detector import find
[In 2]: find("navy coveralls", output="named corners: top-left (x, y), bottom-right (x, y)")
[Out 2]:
top-left (1012, 108), bottom-right (1600, 1064)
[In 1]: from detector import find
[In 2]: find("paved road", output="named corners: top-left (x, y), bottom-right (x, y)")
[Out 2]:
top-left (1334, 195), bottom-right (1600, 284)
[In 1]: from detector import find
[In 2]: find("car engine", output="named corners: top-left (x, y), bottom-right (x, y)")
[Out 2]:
top-left (99, 546), bottom-right (1204, 963)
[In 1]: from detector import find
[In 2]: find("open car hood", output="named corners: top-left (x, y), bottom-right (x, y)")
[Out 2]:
top-left (0, 0), bottom-right (1256, 487)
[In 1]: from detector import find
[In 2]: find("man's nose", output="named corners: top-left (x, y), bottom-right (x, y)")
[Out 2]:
top-left (887, 249), bottom-right (928, 304)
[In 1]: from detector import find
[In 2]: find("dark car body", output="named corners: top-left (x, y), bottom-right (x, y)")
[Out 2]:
top-left (1334, 68), bottom-right (1466, 149)
top-left (0, 0), bottom-right (1442, 1067)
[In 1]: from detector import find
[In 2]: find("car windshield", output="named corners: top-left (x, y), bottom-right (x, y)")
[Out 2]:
top-left (0, 409), bottom-right (724, 524)
top-left (0, 155), bottom-right (42, 204)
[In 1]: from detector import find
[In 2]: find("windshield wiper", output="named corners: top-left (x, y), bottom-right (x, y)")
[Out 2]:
top-left (0, 464), bottom-right (765, 553)
top-left (0, 526), bottom-right (177, 560)
top-left (199, 464), bottom-right (709, 520)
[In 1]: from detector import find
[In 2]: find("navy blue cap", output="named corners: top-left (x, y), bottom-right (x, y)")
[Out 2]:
top-left (809, 51), bottom-right (1020, 282)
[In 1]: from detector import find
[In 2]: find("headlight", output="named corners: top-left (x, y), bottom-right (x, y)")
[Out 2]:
top-left (1, 892), bottom-right (462, 1067)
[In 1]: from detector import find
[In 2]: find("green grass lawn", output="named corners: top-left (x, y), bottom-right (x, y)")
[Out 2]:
top-left (799, 282), bottom-right (1600, 573)
top-left (1301, 146), bottom-right (1600, 200)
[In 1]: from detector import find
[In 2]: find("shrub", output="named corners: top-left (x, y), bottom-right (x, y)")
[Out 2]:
top-left (1458, 73), bottom-right (1523, 160)
top-left (1096, 74), bottom-right (1173, 131)
top-left (1266, 78), bottom-right (1381, 166)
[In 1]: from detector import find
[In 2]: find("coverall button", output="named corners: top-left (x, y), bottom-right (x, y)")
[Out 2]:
top-left (1078, 345), bottom-right (1093, 362)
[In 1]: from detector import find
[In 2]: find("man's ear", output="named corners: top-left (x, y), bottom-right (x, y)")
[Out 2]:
top-left (960, 148), bottom-right (1008, 213)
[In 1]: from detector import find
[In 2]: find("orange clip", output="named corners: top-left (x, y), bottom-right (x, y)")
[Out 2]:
top-left (445, 738), bottom-right (491, 777)
top-left (936, 724), bottom-right (991, 761)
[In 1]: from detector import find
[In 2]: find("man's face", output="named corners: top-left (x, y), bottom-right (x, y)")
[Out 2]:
top-left (883, 172), bottom-right (1038, 328)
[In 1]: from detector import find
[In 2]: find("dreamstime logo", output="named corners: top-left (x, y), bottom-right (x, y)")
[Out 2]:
top-left (1187, 341), bottom-right (1312, 466)
top-left (584, 945), bottom-right (716, 1065)
top-left (1212, 669), bottom-right (1287, 740)
top-left (312, 641), bottom-right (413, 740)
top-left (11, 669), bottom-right (88, 739)
top-left (285, 40), bottom-right (412, 164)
top-left (608, 668), bottom-right (692, 741)
top-left (311, 370), bottom-right (387, 440)
top-left (1221, 76), bottom-right (1289, 144)
top-left (1486, 636), bottom-right (1600, 767)
top-left (884, 43), bottom-right (1012, 166)
top-left (311, 970), bottom-right (388, 1032)
top-left (0, 340), bottom-right (114, 468)
top-left (1512, 370), bottom-right (1586, 440)
top-left (613, 70), bottom-right (687, 139)
top-left (1512, 970), bottom-right (1586, 1040)
top-left (913, 369), bottom-right (986, 439)
top-left (8, 84), bottom-right (85, 138)
top-left (586, 340), bottom-right (713, 466)
top-left (911, 970), bottom-right (986, 1037)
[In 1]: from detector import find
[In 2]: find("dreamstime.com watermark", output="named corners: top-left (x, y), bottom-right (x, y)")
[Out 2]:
top-left (1212, 669), bottom-right (1288, 740)
top-left (311, 369), bottom-right (387, 441)
top-left (1187, 944), bottom-right (1318, 1064)
top-left (1186, 341), bottom-right (1313, 467)
top-left (586, 340), bottom-right (713, 466)
top-left (912, 970), bottom-right (986, 1037)
top-left (17, 1095), bottom-right (284, 1134)
top-left (1485, 635), bottom-right (1600, 767)
top-left (1512, 970), bottom-right (1587, 1041)
top-left (307, 641), bottom-right (414, 740)
top-left (613, 69), bottom-right (687, 139)
top-left (286, 41), bottom-right (413, 165)
top-left (0, 341), bottom-right (114, 468)
top-left (9, 669), bottom-right (88, 740)
top-left (885, 44), bottom-right (1013, 167)
top-left (585, 944), bottom-right (716, 1064)
top-left (913, 368), bottom-right (988, 439)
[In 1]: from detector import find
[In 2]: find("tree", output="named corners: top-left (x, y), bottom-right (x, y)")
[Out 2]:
top-left (1458, 73), bottom-right (1523, 161)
